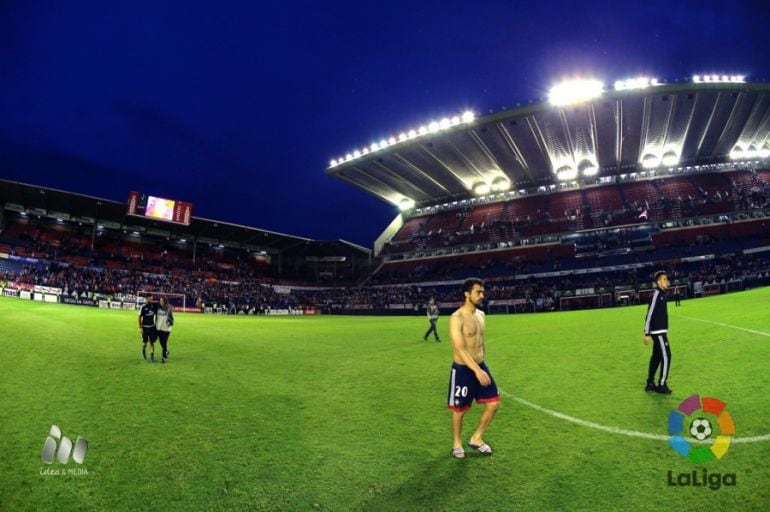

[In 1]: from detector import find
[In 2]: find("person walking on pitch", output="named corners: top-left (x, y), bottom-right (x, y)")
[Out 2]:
top-left (447, 278), bottom-right (500, 458)
top-left (424, 297), bottom-right (441, 342)
top-left (155, 296), bottom-right (175, 363)
top-left (138, 296), bottom-right (159, 363)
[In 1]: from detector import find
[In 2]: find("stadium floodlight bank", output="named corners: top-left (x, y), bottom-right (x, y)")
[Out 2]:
top-left (326, 71), bottom-right (767, 215)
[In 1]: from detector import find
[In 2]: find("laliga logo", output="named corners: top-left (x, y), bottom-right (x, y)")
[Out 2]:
top-left (667, 395), bottom-right (736, 490)
top-left (668, 394), bottom-right (735, 462)
top-left (41, 425), bottom-right (88, 464)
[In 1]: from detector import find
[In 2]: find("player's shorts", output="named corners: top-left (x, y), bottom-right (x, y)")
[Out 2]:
top-left (446, 361), bottom-right (500, 411)
top-left (141, 326), bottom-right (158, 343)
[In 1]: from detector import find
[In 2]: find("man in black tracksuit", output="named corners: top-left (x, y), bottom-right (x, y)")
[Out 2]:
top-left (644, 271), bottom-right (672, 394)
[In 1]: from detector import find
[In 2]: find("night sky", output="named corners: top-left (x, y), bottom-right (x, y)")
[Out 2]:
top-left (1, 1), bottom-right (769, 246)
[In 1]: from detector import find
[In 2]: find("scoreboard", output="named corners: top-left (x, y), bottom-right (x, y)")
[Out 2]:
top-left (127, 192), bottom-right (193, 226)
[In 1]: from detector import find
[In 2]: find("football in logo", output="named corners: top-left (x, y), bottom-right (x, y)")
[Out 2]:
top-left (668, 395), bottom-right (735, 463)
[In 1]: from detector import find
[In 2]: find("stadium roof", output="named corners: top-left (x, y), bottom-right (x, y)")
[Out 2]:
top-left (0, 179), bottom-right (370, 256)
top-left (327, 79), bottom-right (770, 209)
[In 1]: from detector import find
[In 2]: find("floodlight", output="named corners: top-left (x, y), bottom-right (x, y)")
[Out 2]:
top-left (472, 182), bottom-right (491, 195)
top-left (491, 176), bottom-right (511, 191)
top-left (549, 79), bottom-right (603, 106)
top-left (641, 153), bottom-right (660, 169)
top-left (614, 77), bottom-right (658, 91)
top-left (579, 160), bottom-right (598, 177)
top-left (556, 165), bottom-right (577, 181)
top-left (398, 198), bottom-right (415, 211)
top-left (661, 151), bottom-right (679, 167)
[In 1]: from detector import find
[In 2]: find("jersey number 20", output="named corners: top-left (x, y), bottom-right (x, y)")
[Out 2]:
top-left (454, 386), bottom-right (468, 397)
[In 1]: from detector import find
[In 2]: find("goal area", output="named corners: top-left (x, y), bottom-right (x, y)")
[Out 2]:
top-left (137, 291), bottom-right (187, 311)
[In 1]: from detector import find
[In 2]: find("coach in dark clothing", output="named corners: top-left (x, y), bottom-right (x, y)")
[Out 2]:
top-left (643, 271), bottom-right (672, 394)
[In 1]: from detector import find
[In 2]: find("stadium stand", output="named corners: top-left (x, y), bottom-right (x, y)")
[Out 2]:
top-left (5, 167), bottom-right (770, 314)
top-left (380, 170), bottom-right (770, 258)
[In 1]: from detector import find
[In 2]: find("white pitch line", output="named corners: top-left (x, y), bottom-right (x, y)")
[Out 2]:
top-left (499, 389), bottom-right (770, 444)
top-left (673, 314), bottom-right (770, 337)
top-left (486, 315), bottom-right (770, 443)
top-left (498, 390), bottom-right (667, 441)
top-left (733, 434), bottom-right (770, 443)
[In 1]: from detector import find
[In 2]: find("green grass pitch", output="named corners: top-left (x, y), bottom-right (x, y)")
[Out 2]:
top-left (1, 288), bottom-right (769, 511)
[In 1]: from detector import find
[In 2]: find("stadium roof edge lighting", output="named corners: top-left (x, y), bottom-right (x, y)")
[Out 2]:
top-left (692, 74), bottom-right (745, 84)
top-left (614, 76), bottom-right (660, 91)
top-left (327, 73), bottom-right (758, 169)
top-left (326, 72), bottom-right (769, 206)
top-left (328, 110), bottom-right (475, 168)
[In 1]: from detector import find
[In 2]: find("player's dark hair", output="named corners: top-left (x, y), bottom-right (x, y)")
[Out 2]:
top-left (462, 277), bottom-right (483, 295)
top-left (654, 270), bottom-right (667, 283)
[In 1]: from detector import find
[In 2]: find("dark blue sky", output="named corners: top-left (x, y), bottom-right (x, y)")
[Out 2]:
top-left (1, 1), bottom-right (769, 246)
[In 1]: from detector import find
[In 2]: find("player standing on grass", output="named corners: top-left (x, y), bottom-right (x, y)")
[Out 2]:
top-left (447, 278), bottom-right (500, 459)
top-left (138, 296), bottom-right (159, 363)
top-left (644, 270), bottom-right (672, 394)
top-left (423, 297), bottom-right (441, 342)
top-left (155, 296), bottom-right (174, 363)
